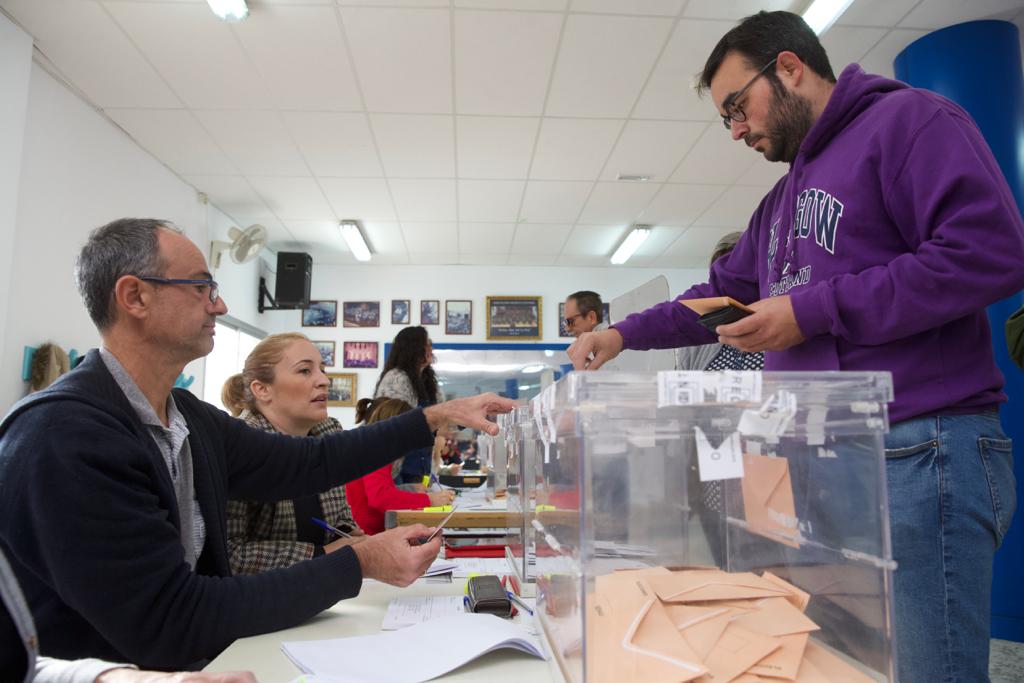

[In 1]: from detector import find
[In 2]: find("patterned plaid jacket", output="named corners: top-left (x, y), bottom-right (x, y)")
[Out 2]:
top-left (226, 410), bottom-right (361, 575)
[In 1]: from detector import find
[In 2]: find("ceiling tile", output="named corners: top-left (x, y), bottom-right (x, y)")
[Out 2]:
top-left (601, 120), bottom-right (706, 181)
top-left (282, 112), bottom-right (382, 177)
top-left (360, 221), bottom-right (407, 254)
top-left (455, 1), bottom-right (568, 9)
top-left (577, 182), bottom-right (660, 225)
top-left (1, 0), bottom-right (179, 108)
top-left (194, 110), bottom-right (309, 176)
top-left (633, 19), bottom-right (733, 121)
top-left (338, 0), bottom-right (447, 6)
top-left (458, 252), bottom-right (510, 265)
top-left (248, 177), bottom-right (335, 220)
top-left (556, 253), bottom-right (611, 266)
top-left (683, 0), bottom-right (796, 20)
top-left (820, 25), bottom-right (888, 72)
top-left (510, 223), bottom-right (573, 253)
top-left (692, 185), bottom-right (765, 228)
top-left (389, 179), bottom-right (458, 221)
top-left (734, 159), bottom-right (787, 187)
top-left (454, 10), bottom-right (563, 116)
top-left (546, 14), bottom-right (675, 118)
top-left (341, 7), bottom-right (452, 113)
top-left (898, 0), bottom-right (1024, 29)
top-left (282, 220), bottom-right (354, 258)
top-left (458, 180), bottom-right (526, 222)
top-left (632, 224), bottom-right (686, 257)
top-left (670, 125), bottom-right (756, 184)
top-left (456, 117), bottom-right (540, 178)
top-left (185, 175), bottom-right (273, 217)
top-left (561, 224), bottom-right (628, 256)
top-left (857, 28), bottom-right (929, 78)
top-left (409, 251), bottom-right (459, 264)
top-left (570, 0), bottom-right (685, 16)
top-left (319, 178), bottom-right (397, 221)
top-left (838, 0), bottom-right (919, 28)
top-left (232, 5), bottom-right (362, 111)
top-left (530, 118), bottom-right (622, 180)
top-left (638, 183), bottom-right (725, 225)
top-left (371, 114), bottom-right (456, 178)
top-left (107, 109), bottom-right (235, 176)
top-left (402, 222), bottom-right (459, 253)
top-left (654, 225), bottom-right (737, 269)
top-left (507, 252), bottom-right (558, 266)
top-left (460, 222), bottom-right (517, 252)
top-left (105, 2), bottom-right (271, 109)
top-left (519, 181), bottom-right (593, 223)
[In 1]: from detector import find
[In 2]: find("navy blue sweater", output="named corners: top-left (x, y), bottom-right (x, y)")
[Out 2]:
top-left (0, 350), bottom-right (432, 669)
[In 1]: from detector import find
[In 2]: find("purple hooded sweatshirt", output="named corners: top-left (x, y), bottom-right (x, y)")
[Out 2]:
top-left (614, 65), bottom-right (1024, 424)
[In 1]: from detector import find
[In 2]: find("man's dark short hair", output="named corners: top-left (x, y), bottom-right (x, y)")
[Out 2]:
top-left (697, 11), bottom-right (836, 96)
top-left (75, 218), bottom-right (181, 330)
top-left (568, 290), bottom-right (603, 323)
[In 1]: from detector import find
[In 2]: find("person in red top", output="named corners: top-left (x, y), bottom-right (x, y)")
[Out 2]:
top-left (346, 398), bottom-right (455, 534)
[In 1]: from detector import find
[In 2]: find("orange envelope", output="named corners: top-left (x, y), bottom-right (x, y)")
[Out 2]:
top-left (748, 632), bottom-right (809, 680)
top-left (647, 570), bottom-right (792, 604)
top-left (761, 571), bottom-right (811, 613)
top-left (793, 641), bottom-right (878, 683)
top-left (697, 623), bottom-right (780, 683)
top-left (732, 597), bottom-right (820, 637)
top-left (741, 454), bottom-right (801, 548)
top-left (665, 604), bottom-right (736, 660)
top-left (679, 296), bottom-right (755, 316)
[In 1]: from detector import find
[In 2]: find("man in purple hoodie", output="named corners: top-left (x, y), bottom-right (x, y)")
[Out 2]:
top-left (569, 11), bottom-right (1024, 683)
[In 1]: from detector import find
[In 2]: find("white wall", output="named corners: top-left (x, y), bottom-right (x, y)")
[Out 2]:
top-left (0, 23), bottom-right (262, 411)
top-left (259, 262), bottom-right (706, 425)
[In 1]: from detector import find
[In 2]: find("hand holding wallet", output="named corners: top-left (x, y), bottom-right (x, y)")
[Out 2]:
top-left (679, 297), bottom-right (754, 333)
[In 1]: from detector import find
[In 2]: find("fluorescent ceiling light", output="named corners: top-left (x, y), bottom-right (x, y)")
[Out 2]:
top-left (802, 0), bottom-right (855, 35)
top-left (339, 220), bottom-right (371, 262)
top-left (206, 0), bottom-right (248, 22)
top-left (518, 385), bottom-right (531, 391)
top-left (610, 225), bottom-right (651, 265)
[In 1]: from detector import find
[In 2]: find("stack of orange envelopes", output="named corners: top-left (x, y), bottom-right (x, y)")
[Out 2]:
top-left (585, 567), bottom-right (877, 682)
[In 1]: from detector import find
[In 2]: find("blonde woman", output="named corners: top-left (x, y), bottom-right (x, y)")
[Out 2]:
top-left (221, 333), bottom-right (364, 574)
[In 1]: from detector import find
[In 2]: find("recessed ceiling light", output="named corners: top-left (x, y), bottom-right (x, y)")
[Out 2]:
top-left (206, 0), bottom-right (248, 22)
top-left (802, 0), bottom-right (855, 35)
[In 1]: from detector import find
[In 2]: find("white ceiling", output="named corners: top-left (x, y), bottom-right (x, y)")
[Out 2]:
top-left (3, 0), bottom-right (1023, 269)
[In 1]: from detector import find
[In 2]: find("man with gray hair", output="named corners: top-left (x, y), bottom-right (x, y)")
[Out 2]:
top-left (0, 218), bottom-right (515, 670)
top-left (563, 290), bottom-right (607, 338)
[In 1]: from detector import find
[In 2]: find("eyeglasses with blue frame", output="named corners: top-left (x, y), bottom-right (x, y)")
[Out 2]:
top-left (139, 276), bottom-right (220, 303)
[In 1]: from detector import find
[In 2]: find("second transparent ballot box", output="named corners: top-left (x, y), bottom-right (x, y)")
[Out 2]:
top-left (503, 406), bottom-right (540, 586)
top-left (531, 371), bottom-right (897, 683)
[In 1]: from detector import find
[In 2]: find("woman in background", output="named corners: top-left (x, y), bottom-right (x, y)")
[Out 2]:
top-left (221, 332), bottom-right (364, 574)
top-left (346, 398), bottom-right (454, 535)
top-left (374, 326), bottom-right (439, 484)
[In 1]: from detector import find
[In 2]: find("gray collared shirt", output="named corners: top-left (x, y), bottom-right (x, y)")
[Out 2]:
top-left (99, 348), bottom-right (205, 569)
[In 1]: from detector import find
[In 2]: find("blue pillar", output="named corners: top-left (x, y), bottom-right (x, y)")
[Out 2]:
top-left (895, 20), bottom-right (1024, 643)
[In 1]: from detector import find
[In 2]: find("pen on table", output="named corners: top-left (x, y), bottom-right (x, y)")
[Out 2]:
top-left (311, 517), bottom-right (352, 539)
top-left (507, 592), bottom-right (533, 616)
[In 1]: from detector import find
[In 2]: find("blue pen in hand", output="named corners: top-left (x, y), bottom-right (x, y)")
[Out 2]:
top-left (311, 517), bottom-right (352, 539)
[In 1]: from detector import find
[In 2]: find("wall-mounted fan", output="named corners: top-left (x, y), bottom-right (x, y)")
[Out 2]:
top-left (210, 224), bottom-right (267, 269)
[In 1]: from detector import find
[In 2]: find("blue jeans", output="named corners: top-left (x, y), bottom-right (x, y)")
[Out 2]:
top-left (885, 412), bottom-right (1016, 682)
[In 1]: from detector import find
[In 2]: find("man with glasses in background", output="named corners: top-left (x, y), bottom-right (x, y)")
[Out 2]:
top-left (569, 10), bottom-right (1024, 682)
top-left (563, 290), bottom-right (607, 338)
top-left (0, 218), bottom-right (516, 671)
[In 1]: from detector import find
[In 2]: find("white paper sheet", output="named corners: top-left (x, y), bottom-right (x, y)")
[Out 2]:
top-left (381, 595), bottom-right (466, 630)
top-left (282, 613), bottom-right (546, 683)
top-left (449, 557), bottom-right (515, 577)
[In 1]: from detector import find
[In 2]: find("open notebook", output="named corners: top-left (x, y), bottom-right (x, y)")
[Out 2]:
top-left (282, 612), bottom-right (546, 683)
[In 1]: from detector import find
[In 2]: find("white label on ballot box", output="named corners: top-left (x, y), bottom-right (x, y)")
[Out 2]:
top-left (694, 427), bottom-right (745, 481)
top-left (657, 371), bottom-right (705, 406)
top-left (658, 371), bottom-right (762, 407)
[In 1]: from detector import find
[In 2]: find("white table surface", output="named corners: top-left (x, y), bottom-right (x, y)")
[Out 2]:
top-left (204, 578), bottom-right (560, 683)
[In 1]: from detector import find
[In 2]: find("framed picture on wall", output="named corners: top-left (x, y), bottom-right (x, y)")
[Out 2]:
top-left (326, 373), bottom-right (357, 407)
top-left (343, 301), bottom-right (380, 328)
top-left (391, 299), bottom-right (411, 325)
top-left (445, 300), bottom-right (472, 335)
top-left (421, 300), bottom-right (440, 325)
top-left (559, 302), bottom-right (611, 338)
top-left (311, 340), bottom-right (336, 367)
top-left (486, 296), bottom-right (542, 340)
top-left (302, 300), bottom-right (337, 327)
top-left (343, 341), bottom-right (379, 369)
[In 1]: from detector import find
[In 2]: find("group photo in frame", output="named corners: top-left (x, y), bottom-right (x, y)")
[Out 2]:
top-left (559, 302), bottom-right (611, 338)
top-left (311, 340), bottom-right (336, 367)
top-left (391, 299), bottom-right (411, 325)
top-left (342, 341), bottom-right (379, 369)
top-left (326, 373), bottom-right (357, 407)
top-left (421, 300), bottom-right (440, 325)
top-left (343, 301), bottom-right (380, 328)
top-left (301, 300), bottom-right (337, 327)
top-left (445, 300), bottom-right (472, 335)
top-left (486, 296), bottom-right (542, 340)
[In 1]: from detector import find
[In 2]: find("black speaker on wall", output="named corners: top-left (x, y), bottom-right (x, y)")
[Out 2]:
top-left (274, 252), bottom-right (312, 309)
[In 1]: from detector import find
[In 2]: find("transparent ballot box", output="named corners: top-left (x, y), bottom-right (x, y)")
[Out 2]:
top-left (503, 406), bottom-right (539, 587)
top-left (531, 371), bottom-right (896, 683)
top-left (482, 423), bottom-right (508, 502)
